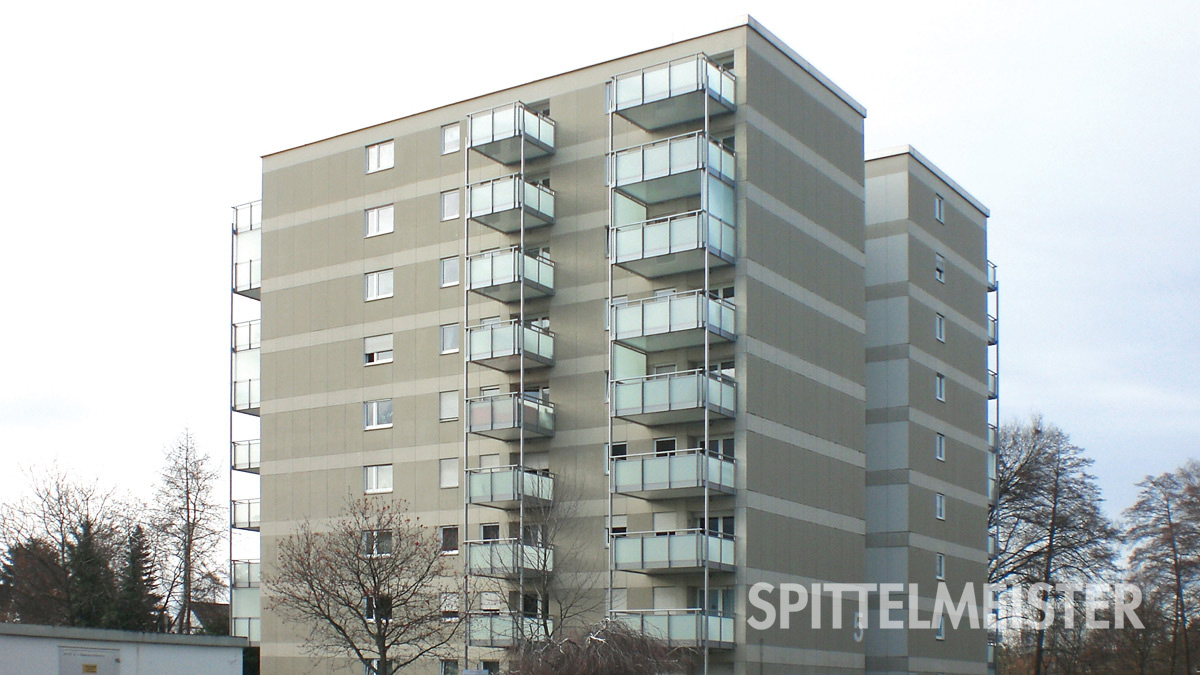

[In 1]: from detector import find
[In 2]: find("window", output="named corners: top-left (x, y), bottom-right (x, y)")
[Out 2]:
top-left (365, 269), bottom-right (394, 301)
top-left (935, 615), bottom-right (946, 640)
top-left (697, 436), bottom-right (735, 458)
top-left (363, 529), bottom-right (393, 556)
top-left (365, 204), bottom-right (394, 237)
top-left (439, 391), bottom-right (458, 421)
top-left (481, 523), bottom-right (501, 541)
top-left (934, 194), bottom-right (945, 223)
top-left (441, 124), bottom-right (461, 154)
top-left (935, 493), bottom-right (946, 520)
top-left (439, 458), bottom-right (459, 488)
top-left (364, 399), bottom-right (393, 429)
top-left (364, 334), bottom-right (393, 365)
top-left (654, 438), bottom-right (677, 456)
top-left (935, 552), bottom-right (946, 580)
top-left (439, 660), bottom-right (459, 675)
top-left (364, 464), bottom-right (393, 494)
top-left (440, 256), bottom-right (460, 287)
top-left (364, 595), bottom-right (392, 621)
top-left (935, 433), bottom-right (946, 461)
top-left (441, 190), bottom-right (460, 221)
top-left (440, 592), bottom-right (460, 621)
top-left (481, 662), bottom-right (500, 675)
top-left (366, 141), bottom-right (394, 173)
top-left (608, 442), bottom-right (627, 460)
top-left (440, 526), bottom-right (459, 554)
top-left (935, 313), bottom-right (946, 342)
top-left (935, 373), bottom-right (946, 402)
top-left (935, 254), bottom-right (946, 283)
top-left (440, 323), bottom-right (460, 354)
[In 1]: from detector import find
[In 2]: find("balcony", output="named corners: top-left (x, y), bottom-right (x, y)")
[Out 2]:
top-left (232, 559), bottom-right (261, 588)
top-left (467, 247), bottom-right (554, 303)
top-left (232, 499), bottom-right (260, 531)
top-left (611, 210), bottom-right (735, 278)
top-left (611, 609), bottom-right (734, 650)
top-left (468, 613), bottom-right (552, 647)
top-left (231, 617), bottom-right (260, 643)
top-left (609, 54), bottom-right (736, 130)
top-left (466, 539), bottom-right (554, 578)
top-left (232, 379), bottom-right (260, 416)
top-left (467, 392), bottom-right (555, 440)
top-left (466, 465), bottom-right (553, 509)
top-left (232, 201), bottom-right (262, 300)
top-left (468, 175), bottom-right (555, 233)
top-left (987, 260), bottom-right (998, 292)
top-left (231, 440), bottom-right (260, 473)
top-left (469, 102), bottom-right (556, 165)
top-left (232, 319), bottom-right (261, 352)
top-left (613, 449), bottom-right (734, 499)
top-left (467, 320), bottom-right (554, 371)
top-left (612, 370), bottom-right (736, 425)
top-left (987, 314), bottom-right (998, 346)
top-left (988, 423), bottom-right (998, 450)
top-left (612, 290), bottom-right (735, 352)
top-left (613, 529), bottom-right (734, 574)
top-left (987, 370), bottom-right (999, 400)
top-left (610, 132), bottom-right (734, 204)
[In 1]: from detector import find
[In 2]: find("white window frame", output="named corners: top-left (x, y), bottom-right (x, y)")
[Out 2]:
top-left (439, 458), bottom-right (459, 488)
top-left (935, 253), bottom-right (946, 283)
top-left (364, 334), bottom-right (393, 366)
top-left (440, 323), bottom-right (460, 354)
top-left (935, 373), bottom-right (946, 402)
top-left (439, 391), bottom-right (458, 421)
top-left (364, 464), bottom-right (393, 494)
top-left (935, 433), bottom-right (946, 462)
top-left (935, 493), bottom-right (946, 521)
top-left (440, 256), bottom-right (460, 287)
top-left (363, 529), bottom-right (393, 556)
top-left (441, 190), bottom-right (460, 221)
top-left (441, 124), bottom-right (461, 154)
top-left (364, 399), bottom-right (393, 430)
top-left (439, 660), bottom-right (460, 675)
top-left (935, 552), bottom-right (946, 580)
top-left (934, 194), bottom-right (945, 223)
top-left (365, 204), bottom-right (394, 237)
top-left (935, 313), bottom-right (946, 342)
top-left (366, 141), bottom-right (394, 173)
top-left (365, 269), bottom-right (394, 301)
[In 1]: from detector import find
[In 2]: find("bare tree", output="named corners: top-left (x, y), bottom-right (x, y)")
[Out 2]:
top-left (266, 498), bottom-right (459, 674)
top-left (155, 429), bottom-right (223, 633)
top-left (505, 619), bottom-right (696, 675)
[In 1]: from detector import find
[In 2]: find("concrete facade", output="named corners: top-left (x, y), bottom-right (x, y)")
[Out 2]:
top-left (230, 17), bottom-right (995, 675)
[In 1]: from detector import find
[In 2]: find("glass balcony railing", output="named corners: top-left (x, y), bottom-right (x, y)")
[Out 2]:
top-left (612, 290), bottom-right (735, 352)
top-left (469, 102), bottom-right (556, 164)
top-left (232, 201), bottom-right (262, 300)
top-left (988, 370), bottom-right (999, 400)
top-left (613, 449), bottom-right (735, 498)
top-left (466, 465), bottom-right (554, 507)
top-left (231, 616), bottom-right (261, 643)
top-left (232, 499), bottom-right (261, 531)
top-left (612, 370), bottom-right (736, 424)
top-left (468, 175), bottom-right (555, 233)
top-left (610, 132), bottom-right (734, 204)
top-left (467, 320), bottom-right (554, 371)
top-left (233, 259), bottom-right (261, 299)
top-left (231, 440), bottom-right (260, 473)
top-left (611, 609), bottom-right (734, 649)
top-left (232, 559), bottom-right (261, 588)
top-left (232, 379), bottom-right (260, 415)
top-left (468, 613), bottom-right (552, 647)
top-left (234, 201), bottom-right (262, 235)
top-left (232, 320), bottom-right (261, 352)
top-left (467, 392), bottom-right (555, 440)
top-left (988, 423), bottom-right (998, 450)
top-left (466, 539), bottom-right (554, 578)
top-left (611, 210), bottom-right (735, 278)
top-left (613, 529), bottom-right (735, 573)
top-left (467, 247), bottom-right (554, 303)
top-left (987, 314), bottom-right (998, 346)
top-left (987, 260), bottom-right (998, 292)
top-left (609, 54), bottom-right (736, 130)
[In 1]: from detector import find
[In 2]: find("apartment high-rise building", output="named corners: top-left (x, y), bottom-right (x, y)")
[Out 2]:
top-left (228, 16), bottom-right (997, 675)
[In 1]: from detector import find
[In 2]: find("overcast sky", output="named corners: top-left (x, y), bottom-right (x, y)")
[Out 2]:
top-left (1, 1), bottom-right (1196, 521)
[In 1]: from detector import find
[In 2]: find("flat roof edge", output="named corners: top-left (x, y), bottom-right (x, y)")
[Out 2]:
top-left (867, 144), bottom-right (991, 217)
top-left (0, 622), bottom-right (248, 648)
top-left (743, 16), bottom-right (867, 118)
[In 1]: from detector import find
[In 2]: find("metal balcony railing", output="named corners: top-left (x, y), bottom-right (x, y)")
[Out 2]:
top-left (609, 54), bottom-right (736, 130)
top-left (988, 424), bottom-right (998, 450)
top-left (231, 499), bottom-right (261, 531)
top-left (469, 102), bottom-right (556, 164)
top-left (466, 320), bottom-right (554, 371)
top-left (468, 174), bottom-right (555, 233)
top-left (232, 320), bottom-right (261, 352)
top-left (987, 260), bottom-right (998, 292)
top-left (611, 609), bottom-right (734, 649)
top-left (609, 131), bottom-right (734, 204)
top-left (232, 379), bottom-right (260, 415)
top-left (612, 529), bottom-right (735, 573)
top-left (466, 392), bottom-right (555, 440)
top-left (611, 210), bottom-right (735, 278)
top-left (611, 290), bottom-right (735, 352)
top-left (467, 246), bottom-right (554, 303)
top-left (987, 314), bottom-right (998, 346)
top-left (231, 617), bottom-right (261, 642)
top-left (466, 465), bottom-right (553, 507)
top-left (233, 259), bottom-right (261, 299)
top-left (468, 613), bottom-right (552, 647)
top-left (612, 449), bottom-right (735, 498)
top-left (612, 369), bottom-right (736, 424)
top-left (987, 370), bottom-right (999, 400)
top-left (231, 440), bottom-right (260, 473)
top-left (232, 202), bottom-right (262, 300)
top-left (466, 539), bottom-right (554, 578)
top-left (232, 559), bottom-right (261, 588)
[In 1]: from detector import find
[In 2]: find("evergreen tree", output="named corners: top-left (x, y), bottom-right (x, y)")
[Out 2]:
top-left (66, 519), bottom-right (117, 628)
top-left (112, 525), bottom-right (161, 631)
